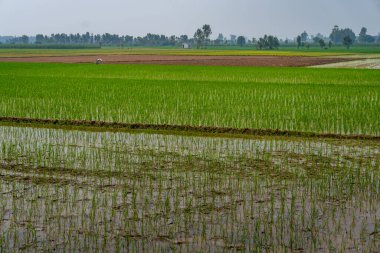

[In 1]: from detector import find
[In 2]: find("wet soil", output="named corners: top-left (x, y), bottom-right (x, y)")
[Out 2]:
top-left (0, 117), bottom-right (378, 140)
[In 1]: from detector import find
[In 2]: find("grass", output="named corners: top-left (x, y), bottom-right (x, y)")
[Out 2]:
top-left (0, 62), bottom-right (379, 136)
top-left (0, 125), bottom-right (379, 252)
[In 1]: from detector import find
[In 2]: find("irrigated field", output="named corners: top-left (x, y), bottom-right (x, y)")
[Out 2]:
top-left (0, 62), bottom-right (379, 136)
top-left (0, 126), bottom-right (379, 252)
top-left (0, 52), bottom-right (380, 252)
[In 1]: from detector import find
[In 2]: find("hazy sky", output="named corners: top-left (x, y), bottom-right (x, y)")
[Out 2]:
top-left (0, 0), bottom-right (379, 38)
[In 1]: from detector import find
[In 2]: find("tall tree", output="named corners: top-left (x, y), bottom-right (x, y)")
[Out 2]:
top-left (359, 27), bottom-right (375, 43)
top-left (296, 35), bottom-right (302, 48)
top-left (237, 36), bottom-right (246, 47)
top-left (329, 25), bottom-right (340, 44)
top-left (230, 35), bottom-right (237, 44)
top-left (301, 31), bottom-right (308, 42)
top-left (194, 29), bottom-right (204, 49)
top-left (179, 35), bottom-right (188, 43)
top-left (329, 26), bottom-right (355, 44)
top-left (202, 24), bottom-right (212, 47)
top-left (343, 35), bottom-right (353, 49)
top-left (318, 39), bottom-right (326, 48)
top-left (215, 33), bottom-right (224, 45)
top-left (256, 35), bottom-right (280, 50)
top-left (359, 27), bottom-right (367, 43)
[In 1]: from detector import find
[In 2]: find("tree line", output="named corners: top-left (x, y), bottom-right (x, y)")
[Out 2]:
top-left (296, 26), bottom-right (380, 49)
top-left (35, 33), bottom-right (190, 47)
top-left (3, 32), bottom-right (190, 47)
top-left (2, 25), bottom-right (379, 49)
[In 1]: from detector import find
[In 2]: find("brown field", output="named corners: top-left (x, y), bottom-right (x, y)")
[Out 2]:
top-left (0, 54), bottom-right (355, 67)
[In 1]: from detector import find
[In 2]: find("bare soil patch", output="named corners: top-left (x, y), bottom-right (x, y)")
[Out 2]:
top-left (0, 54), bottom-right (355, 67)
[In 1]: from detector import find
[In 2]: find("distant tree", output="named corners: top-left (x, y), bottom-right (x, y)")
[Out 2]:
top-left (35, 34), bottom-right (44, 44)
top-left (318, 39), bottom-right (326, 48)
top-left (329, 25), bottom-right (355, 44)
top-left (215, 33), bottom-right (224, 45)
top-left (21, 35), bottom-right (29, 44)
top-left (169, 35), bottom-right (176, 45)
top-left (296, 35), bottom-right (302, 48)
top-left (124, 35), bottom-right (133, 45)
top-left (359, 27), bottom-right (376, 43)
top-left (359, 27), bottom-right (368, 43)
top-left (257, 35), bottom-right (279, 50)
top-left (366, 35), bottom-right (375, 43)
top-left (301, 31), bottom-right (308, 42)
top-left (343, 35), bottom-right (353, 49)
top-left (315, 33), bottom-right (324, 39)
top-left (7, 35), bottom-right (29, 44)
top-left (193, 25), bottom-right (211, 48)
top-left (202, 24), bottom-right (212, 47)
top-left (94, 34), bottom-right (101, 45)
top-left (179, 35), bottom-right (188, 43)
top-left (328, 41), bottom-right (333, 48)
top-left (329, 25), bottom-right (340, 44)
top-left (194, 29), bottom-right (204, 49)
top-left (342, 28), bottom-right (356, 43)
top-left (252, 37), bottom-right (257, 44)
top-left (230, 35), bottom-right (237, 44)
top-left (237, 36), bottom-right (246, 47)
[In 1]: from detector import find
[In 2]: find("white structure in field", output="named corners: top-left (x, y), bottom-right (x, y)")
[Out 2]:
top-left (182, 43), bottom-right (191, 49)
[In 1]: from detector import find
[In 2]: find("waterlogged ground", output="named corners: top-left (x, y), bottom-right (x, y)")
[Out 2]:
top-left (312, 58), bottom-right (380, 69)
top-left (0, 126), bottom-right (379, 252)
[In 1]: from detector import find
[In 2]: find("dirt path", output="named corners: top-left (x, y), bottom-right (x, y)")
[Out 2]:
top-left (0, 54), bottom-right (355, 67)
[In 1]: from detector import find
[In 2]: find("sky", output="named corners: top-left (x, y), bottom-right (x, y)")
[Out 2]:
top-left (0, 0), bottom-right (379, 39)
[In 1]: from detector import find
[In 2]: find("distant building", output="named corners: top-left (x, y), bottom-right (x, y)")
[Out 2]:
top-left (182, 43), bottom-right (191, 49)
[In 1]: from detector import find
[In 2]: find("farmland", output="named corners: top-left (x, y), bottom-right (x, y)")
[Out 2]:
top-left (0, 46), bottom-right (375, 58)
top-left (0, 62), bottom-right (379, 136)
top-left (1, 126), bottom-right (379, 252)
top-left (1, 49), bottom-right (380, 252)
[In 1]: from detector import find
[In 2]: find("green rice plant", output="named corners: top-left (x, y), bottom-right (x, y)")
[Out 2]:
top-left (0, 63), bottom-right (379, 136)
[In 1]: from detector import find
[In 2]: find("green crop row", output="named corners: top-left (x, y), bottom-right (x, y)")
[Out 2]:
top-left (0, 63), bottom-right (379, 136)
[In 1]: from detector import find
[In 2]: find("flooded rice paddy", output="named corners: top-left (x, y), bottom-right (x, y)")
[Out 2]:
top-left (0, 126), bottom-right (379, 252)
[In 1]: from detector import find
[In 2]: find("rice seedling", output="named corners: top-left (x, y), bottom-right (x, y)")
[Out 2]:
top-left (0, 126), bottom-right (379, 252)
top-left (0, 63), bottom-right (379, 136)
